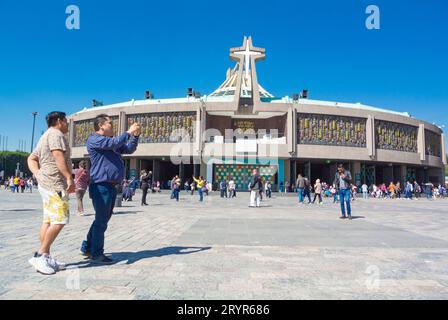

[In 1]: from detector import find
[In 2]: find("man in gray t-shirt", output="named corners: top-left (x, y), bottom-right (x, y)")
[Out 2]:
top-left (333, 163), bottom-right (353, 220)
top-left (27, 111), bottom-right (75, 275)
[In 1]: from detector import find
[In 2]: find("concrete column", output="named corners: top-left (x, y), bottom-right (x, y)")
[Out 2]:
top-left (442, 134), bottom-right (447, 165)
top-left (418, 124), bottom-right (426, 161)
top-left (195, 106), bottom-right (202, 158)
top-left (129, 158), bottom-right (138, 178)
top-left (284, 159), bottom-right (291, 186)
top-left (206, 163), bottom-right (213, 184)
top-left (287, 106), bottom-right (296, 155)
top-left (200, 163), bottom-right (207, 180)
top-left (366, 115), bottom-right (375, 158)
top-left (119, 111), bottom-right (126, 135)
top-left (68, 120), bottom-right (75, 150)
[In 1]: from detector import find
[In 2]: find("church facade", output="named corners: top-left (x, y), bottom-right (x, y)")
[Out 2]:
top-left (68, 37), bottom-right (447, 190)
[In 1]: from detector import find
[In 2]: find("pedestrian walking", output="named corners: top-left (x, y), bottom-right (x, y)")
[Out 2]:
top-left (249, 169), bottom-right (262, 207)
top-left (140, 170), bottom-right (152, 206)
top-left (73, 160), bottom-right (90, 216)
top-left (312, 179), bottom-right (323, 204)
top-left (192, 176), bottom-right (205, 202)
top-left (333, 163), bottom-right (353, 220)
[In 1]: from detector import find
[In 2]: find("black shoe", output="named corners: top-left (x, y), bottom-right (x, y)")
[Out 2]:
top-left (80, 241), bottom-right (90, 257)
top-left (348, 215), bottom-right (352, 220)
top-left (339, 216), bottom-right (346, 219)
top-left (80, 250), bottom-right (90, 257)
top-left (90, 255), bottom-right (114, 265)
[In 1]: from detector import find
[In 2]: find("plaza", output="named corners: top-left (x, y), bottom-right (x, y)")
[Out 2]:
top-left (0, 189), bottom-right (447, 300)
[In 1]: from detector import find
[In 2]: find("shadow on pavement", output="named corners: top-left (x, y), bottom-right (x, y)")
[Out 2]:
top-left (350, 216), bottom-right (365, 220)
top-left (112, 211), bottom-right (142, 215)
top-left (65, 246), bottom-right (212, 269)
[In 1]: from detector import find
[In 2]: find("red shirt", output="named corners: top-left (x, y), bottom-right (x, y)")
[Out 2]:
top-left (73, 168), bottom-right (90, 190)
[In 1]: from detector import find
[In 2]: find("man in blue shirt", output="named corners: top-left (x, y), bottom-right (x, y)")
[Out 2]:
top-left (80, 114), bottom-right (140, 264)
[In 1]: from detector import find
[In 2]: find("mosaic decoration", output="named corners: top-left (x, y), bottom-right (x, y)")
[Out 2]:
top-left (375, 120), bottom-right (417, 153)
top-left (73, 116), bottom-right (119, 147)
top-left (233, 120), bottom-right (255, 132)
top-left (297, 114), bottom-right (366, 147)
top-left (425, 129), bottom-right (441, 157)
top-left (127, 112), bottom-right (196, 143)
top-left (214, 164), bottom-right (277, 191)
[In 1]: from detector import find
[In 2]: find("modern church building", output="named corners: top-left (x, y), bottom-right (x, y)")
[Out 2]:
top-left (68, 37), bottom-right (447, 190)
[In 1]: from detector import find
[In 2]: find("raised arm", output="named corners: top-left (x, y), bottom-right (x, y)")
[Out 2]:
top-left (89, 132), bottom-right (130, 151)
top-left (118, 135), bottom-right (139, 154)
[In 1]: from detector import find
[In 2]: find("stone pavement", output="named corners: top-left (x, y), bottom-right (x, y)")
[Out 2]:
top-left (0, 189), bottom-right (448, 300)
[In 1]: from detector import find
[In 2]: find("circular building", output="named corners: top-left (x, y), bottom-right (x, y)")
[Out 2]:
top-left (68, 36), bottom-right (446, 190)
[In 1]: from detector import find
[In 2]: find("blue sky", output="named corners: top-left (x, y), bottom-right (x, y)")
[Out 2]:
top-left (0, 0), bottom-right (447, 152)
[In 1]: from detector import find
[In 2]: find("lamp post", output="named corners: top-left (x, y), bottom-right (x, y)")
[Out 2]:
top-left (31, 112), bottom-right (38, 153)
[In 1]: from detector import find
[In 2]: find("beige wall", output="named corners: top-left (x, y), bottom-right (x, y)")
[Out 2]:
top-left (68, 100), bottom-right (445, 176)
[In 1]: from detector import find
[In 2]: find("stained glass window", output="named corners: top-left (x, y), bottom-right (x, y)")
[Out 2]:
top-left (425, 129), bottom-right (441, 157)
top-left (297, 114), bottom-right (367, 147)
top-left (375, 120), bottom-right (417, 153)
top-left (126, 112), bottom-right (196, 143)
top-left (73, 116), bottom-right (119, 147)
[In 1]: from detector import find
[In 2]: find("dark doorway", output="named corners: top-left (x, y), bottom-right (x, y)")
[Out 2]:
top-left (140, 159), bottom-right (153, 174)
top-left (159, 161), bottom-right (180, 189)
top-left (181, 164), bottom-right (194, 184)
top-left (375, 166), bottom-right (384, 185)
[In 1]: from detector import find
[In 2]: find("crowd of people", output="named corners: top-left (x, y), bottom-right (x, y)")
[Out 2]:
top-left (363, 181), bottom-right (447, 200)
top-left (1, 176), bottom-right (36, 193)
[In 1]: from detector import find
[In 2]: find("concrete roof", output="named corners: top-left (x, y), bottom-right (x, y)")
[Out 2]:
top-left (72, 95), bottom-right (411, 119)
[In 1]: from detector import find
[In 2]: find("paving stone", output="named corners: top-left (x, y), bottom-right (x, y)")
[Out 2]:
top-left (1, 190), bottom-right (448, 299)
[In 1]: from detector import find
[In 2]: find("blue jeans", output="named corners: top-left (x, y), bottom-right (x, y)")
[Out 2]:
top-left (303, 190), bottom-right (312, 203)
top-left (198, 188), bottom-right (204, 202)
top-left (83, 183), bottom-right (117, 258)
top-left (297, 188), bottom-right (304, 203)
top-left (339, 188), bottom-right (351, 216)
top-left (173, 188), bottom-right (179, 201)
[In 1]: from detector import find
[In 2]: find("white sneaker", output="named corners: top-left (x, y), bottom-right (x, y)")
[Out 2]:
top-left (46, 255), bottom-right (66, 271)
top-left (28, 255), bottom-right (56, 275)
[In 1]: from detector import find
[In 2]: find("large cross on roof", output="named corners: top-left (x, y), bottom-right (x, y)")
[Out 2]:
top-left (231, 36), bottom-right (265, 79)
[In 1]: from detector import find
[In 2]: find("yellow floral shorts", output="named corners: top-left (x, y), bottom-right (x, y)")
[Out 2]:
top-left (38, 186), bottom-right (70, 225)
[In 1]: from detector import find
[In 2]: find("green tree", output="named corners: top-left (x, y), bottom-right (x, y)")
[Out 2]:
top-left (0, 151), bottom-right (31, 178)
